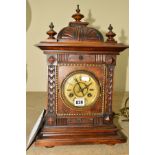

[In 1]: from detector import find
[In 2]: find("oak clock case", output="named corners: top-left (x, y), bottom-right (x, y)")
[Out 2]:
top-left (34, 5), bottom-right (129, 147)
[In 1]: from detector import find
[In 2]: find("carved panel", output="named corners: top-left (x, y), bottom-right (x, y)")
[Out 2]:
top-left (105, 55), bottom-right (116, 65)
top-left (57, 54), bottom-right (69, 62)
top-left (57, 54), bottom-right (106, 64)
top-left (93, 117), bottom-right (103, 125)
top-left (56, 118), bottom-right (67, 125)
top-left (105, 65), bottom-right (115, 122)
top-left (67, 117), bottom-right (94, 125)
top-left (56, 64), bottom-right (105, 116)
top-left (48, 56), bottom-right (56, 64)
top-left (95, 54), bottom-right (105, 63)
top-left (104, 55), bottom-right (116, 121)
top-left (47, 55), bottom-right (57, 66)
top-left (46, 65), bottom-right (57, 125)
top-left (57, 26), bottom-right (104, 41)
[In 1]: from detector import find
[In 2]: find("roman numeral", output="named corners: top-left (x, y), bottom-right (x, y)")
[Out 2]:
top-left (89, 89), bottom-right (94, 91)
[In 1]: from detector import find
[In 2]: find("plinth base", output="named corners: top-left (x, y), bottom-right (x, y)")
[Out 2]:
top-left (35, 125), bottom-right (127, 147)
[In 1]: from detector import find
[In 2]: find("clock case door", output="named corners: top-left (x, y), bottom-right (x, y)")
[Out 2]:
top-left (57, 64), bottom-right (104, 119)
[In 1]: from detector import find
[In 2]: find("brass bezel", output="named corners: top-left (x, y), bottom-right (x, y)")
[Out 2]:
top-left (61, 70), bottom-right (102, 110)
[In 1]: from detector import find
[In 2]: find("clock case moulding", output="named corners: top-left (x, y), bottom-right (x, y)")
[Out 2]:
top-left (32, 5), bottom-right (129, 147)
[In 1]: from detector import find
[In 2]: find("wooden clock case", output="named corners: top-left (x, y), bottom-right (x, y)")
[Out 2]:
top-left (34, 6), bottom-right (129, 147)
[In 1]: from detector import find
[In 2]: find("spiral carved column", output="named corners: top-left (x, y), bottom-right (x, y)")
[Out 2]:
top-left (105, 55), bottom-right (116, 122)
top-left (106, 65), bottom-right (114, 113)
top-left (46, 65), bottom-right (56, 125)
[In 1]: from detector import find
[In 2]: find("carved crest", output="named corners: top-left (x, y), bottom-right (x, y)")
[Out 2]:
top-left (57, 26), bottom-right (103, 41)
top-left (57, 5), bottom-right (104, 42)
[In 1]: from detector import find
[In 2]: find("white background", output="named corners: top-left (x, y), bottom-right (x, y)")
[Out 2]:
top-left (0, 0), bottom-right (155, 154)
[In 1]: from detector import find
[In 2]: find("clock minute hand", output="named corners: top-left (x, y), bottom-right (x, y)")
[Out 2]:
top-left (81, 82), bottom-right (92, 91)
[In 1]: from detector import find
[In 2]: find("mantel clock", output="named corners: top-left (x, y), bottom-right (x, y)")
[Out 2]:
top-left (34, 5), bottom-right (129, 147)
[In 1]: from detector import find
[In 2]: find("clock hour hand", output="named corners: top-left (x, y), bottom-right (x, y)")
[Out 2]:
top-left (75, 78), bottom-right (84, 96)
top-left (77, 82), bottom-right (92, 93)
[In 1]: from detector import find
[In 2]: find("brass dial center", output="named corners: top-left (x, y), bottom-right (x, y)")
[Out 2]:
top-left (61, 71), bottom-right (101, 109)
top-left (73, 82), bottom-right (88, 97)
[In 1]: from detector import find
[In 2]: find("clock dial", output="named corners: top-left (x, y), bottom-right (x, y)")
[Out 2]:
top-left (61, 71), bottom-right (101, 109)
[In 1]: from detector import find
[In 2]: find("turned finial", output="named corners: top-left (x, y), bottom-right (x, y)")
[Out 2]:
top-left (106, 24), bottom-right (117, 43)
top-left (76, 4), bottom-right (80, 13)
top-left (49, 22), bottom-right (54, 30)
top-left (72, 5), bottom-right (84, 22)
top-left (108, 24), bottom-right (113, 31)
top-left (47, 22), bottom-right (57, 39)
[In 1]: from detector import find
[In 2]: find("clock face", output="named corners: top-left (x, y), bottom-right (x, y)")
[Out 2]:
top-left (61, 71), bottom-right (101, 109)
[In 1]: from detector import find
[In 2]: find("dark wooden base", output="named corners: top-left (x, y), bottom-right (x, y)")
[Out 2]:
top-left (35, 124), bottom-right (127, 147)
